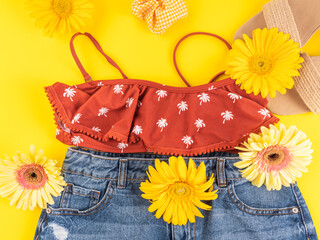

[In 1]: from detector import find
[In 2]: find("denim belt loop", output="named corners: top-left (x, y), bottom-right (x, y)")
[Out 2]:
top-left (216, 158), bottom-right (227, 188)
top-left (117, 158), bottom-right (128, 188)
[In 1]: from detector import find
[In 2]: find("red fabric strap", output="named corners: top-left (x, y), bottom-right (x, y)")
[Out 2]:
top-left (70, 32), bottom-right (128, 82)
top-left (173, 32), bottom-right (232, 87)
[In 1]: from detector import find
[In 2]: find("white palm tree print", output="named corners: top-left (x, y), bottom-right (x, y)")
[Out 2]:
top-left (182, 135), bottom-right (193, 149)
top-left (117, 142), bottom-right (128, 153)
top-left (132, 125), bottom-right (143, 135)
top-left (98, 107), bottom-right (109, 117)
top-left (177, 101), bottom-right (188, 114)
top-left (71, 113), bottom-right (82, 124)
top-left (71, 136), bottom-right (83, 146)
top-left (221, 111), bottom-right (234, 124)
top-left (97, 82), bottom-right (104, 86)
top-left (198, 93), bottom-right (210, 105)
top-left (126, 98), bottom-right (134, 108)
top-left (194, 119), bottom-right (206, 132)
top-left (63, 124), bottom-right (70, 133)
top-left (56, 128), bottom-right (60, 136)
top-left (113, 84), bottom-right (124, 94)
top-left (208, 86), bottom-right (216, 91)
top-left (228, 93), bottom-right (242, 103)
top-left (92, 126), bottom-right (101, 132)
top-left (63, 87), bottom-right (76, 101)
top-left (156, 118), bottom-right (168, 132)
top-left (258, 108), bottom-right (271, 120)
top-left (156, 90), bottom-right (168, 101)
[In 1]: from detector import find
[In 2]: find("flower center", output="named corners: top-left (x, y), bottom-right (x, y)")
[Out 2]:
top-left (16, 164), bottom-right (48, 189)
top-left (51, 0), bottom-right (72, 18)
top-left (263, 150), bottom-right (285, 165)
top-left (169, 183), bottom-right (192, 198)
top-left (257, 145), bottom-right (292, 172)
top-left (249, 56), bottom-right (274, 75)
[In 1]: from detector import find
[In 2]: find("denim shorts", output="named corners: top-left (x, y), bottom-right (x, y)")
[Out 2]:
top-left (34, 147), bottom-right (318, 240)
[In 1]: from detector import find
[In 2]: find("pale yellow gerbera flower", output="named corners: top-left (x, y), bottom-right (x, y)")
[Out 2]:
top-left (0, 145), bottom-right (67, 210)
top-left (27, 0), bottom-right (94, 37)
top-left (140, 156), bottom-right (217, 225)
top-left (235, 123), bottom-right (313, 191)
top-left (226, 28), bottom-right (304, 98)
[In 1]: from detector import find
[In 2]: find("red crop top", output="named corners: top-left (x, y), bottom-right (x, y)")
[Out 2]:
top-left (45, 32), bottom-right (279, 156)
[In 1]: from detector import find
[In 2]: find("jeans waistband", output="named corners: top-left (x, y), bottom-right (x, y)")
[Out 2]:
top-left (62, 147), bottom-right (243, 188)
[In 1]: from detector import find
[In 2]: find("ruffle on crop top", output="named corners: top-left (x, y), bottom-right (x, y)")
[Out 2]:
top-left (45, 32), bottom-right (279, 156)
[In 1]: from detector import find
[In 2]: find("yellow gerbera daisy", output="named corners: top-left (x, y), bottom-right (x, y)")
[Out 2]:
top-left (235, 123), bottom-right (313, 191)
top-left (0, 145), bottom-right (67, 210)
top-left (27, 0), bottom-right (94, 37)
top-left (140, 156), bottom-right (217, 225)
top-left (226, 28), bottom-right (304, 98)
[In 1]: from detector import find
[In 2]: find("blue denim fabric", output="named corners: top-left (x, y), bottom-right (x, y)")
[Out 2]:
top-left (34, 147), bottom-right (318, 240)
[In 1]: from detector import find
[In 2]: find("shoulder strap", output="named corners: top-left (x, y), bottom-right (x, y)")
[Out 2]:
top-left (70, 32), bottom-right (128, 82)
top-left (173, 32), bottom-right (232, 87)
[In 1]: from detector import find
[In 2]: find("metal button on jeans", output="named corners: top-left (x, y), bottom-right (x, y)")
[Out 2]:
top-left (292, 208), bottom-right (299, 213)
top-left (46, 208), bottom-right (52, 214)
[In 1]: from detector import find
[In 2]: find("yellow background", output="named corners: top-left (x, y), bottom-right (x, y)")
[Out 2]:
top-left (0, 0), bottom-right (319, 239)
